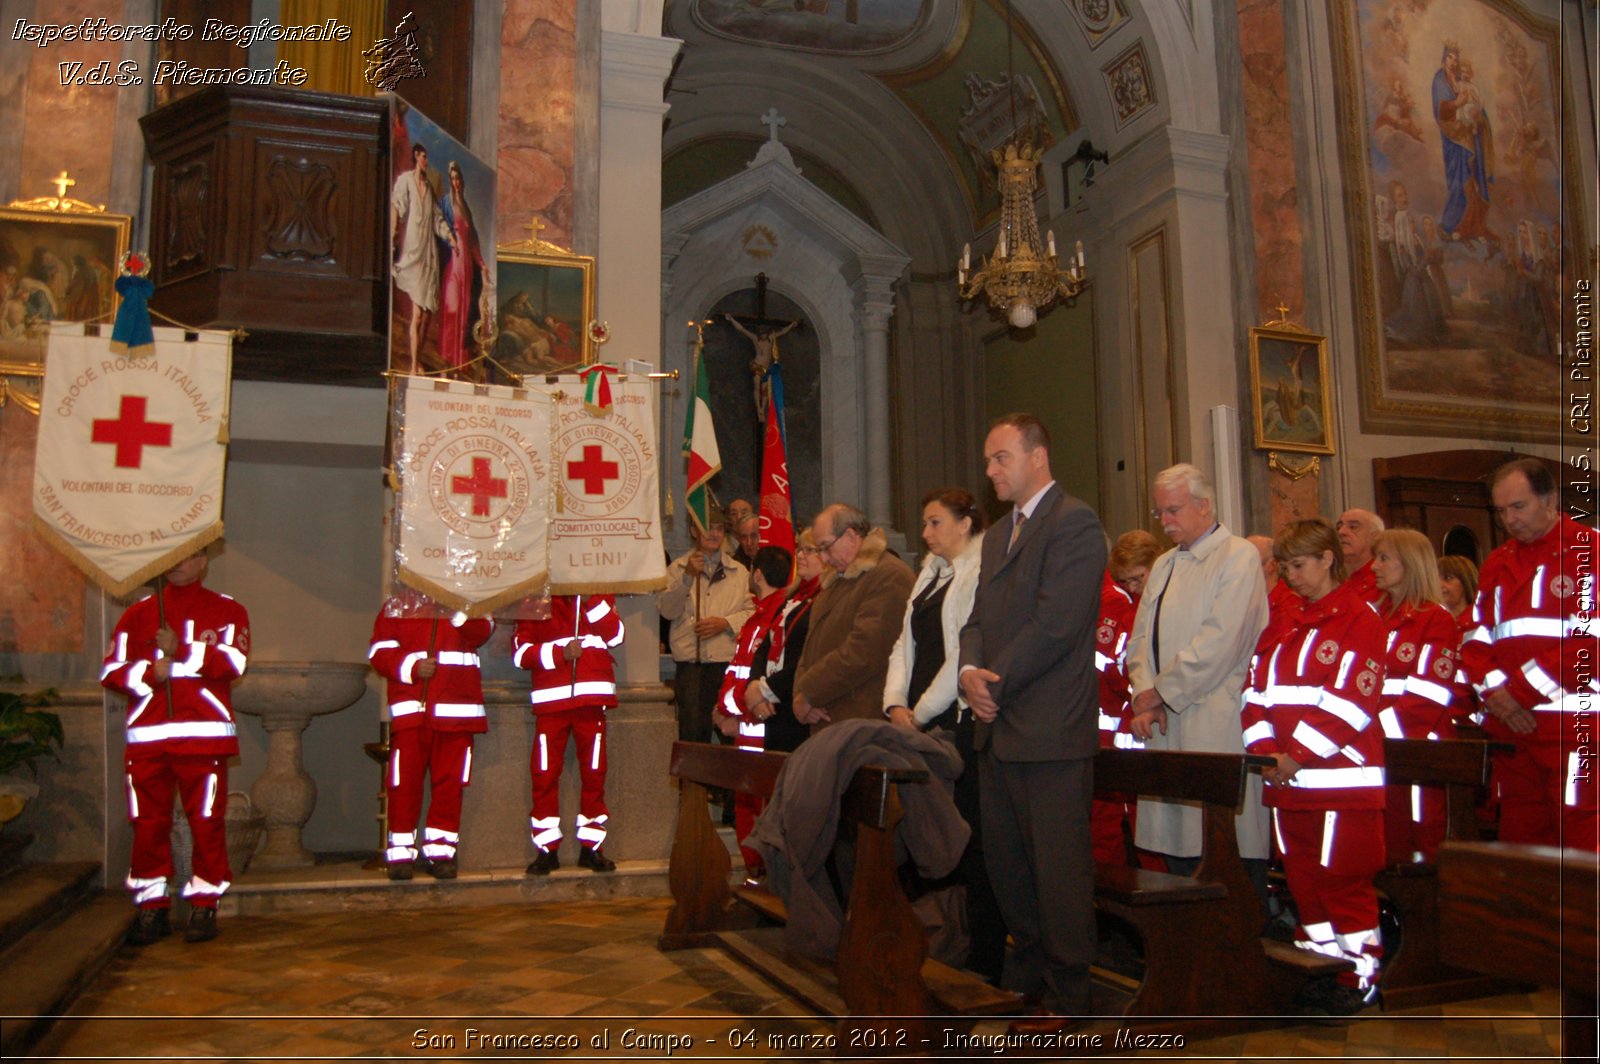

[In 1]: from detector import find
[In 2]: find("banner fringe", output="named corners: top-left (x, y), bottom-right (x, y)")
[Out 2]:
top-left (32, 515), bottom-right (224, 600)
top-left (396, 567), bottom-right (552, 618)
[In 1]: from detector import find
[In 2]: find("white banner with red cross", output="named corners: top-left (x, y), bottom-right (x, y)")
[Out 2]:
top-left (393, 377), bottom-right (553, 615)
top-left (32, 323), bottom-right (232, 598)
top-left (548, 370), bottom-right (667, 595)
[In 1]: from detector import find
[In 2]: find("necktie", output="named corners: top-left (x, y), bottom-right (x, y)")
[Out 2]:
top-left (1008, 511), bottom-right (1026, 552)
top-left (1151, 567), bottom-right (1174, 666)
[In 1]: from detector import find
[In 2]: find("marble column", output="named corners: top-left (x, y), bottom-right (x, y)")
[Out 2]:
top-left (597, 25), bottom-right (680, 687)
top-left (852, 269), bottom-right (897, 529)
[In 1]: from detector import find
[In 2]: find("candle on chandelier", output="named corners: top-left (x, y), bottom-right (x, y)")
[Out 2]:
top-left (998, 231), bottom-right (1007, 258)
top-left (962, 242), bottom-right (971, 271)
top-left (1076, 241), bottom-right (1085, 270)
top-left (1047, 230), bottom-right (1056, 259)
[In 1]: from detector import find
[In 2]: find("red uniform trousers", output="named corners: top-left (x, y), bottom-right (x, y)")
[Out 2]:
top-left (126, 752), bottom-right (231, 910)
top-left (386, 727), bottom-right (475, 863)
top-left (1383, 781), bottom-right (1447, 862)
top-left (530, 706), bottom-right (609, 853)
top-left (1273, 807), bottom-right (1385, 991)
top-left (1492, 737), bottom-right (1599, 851)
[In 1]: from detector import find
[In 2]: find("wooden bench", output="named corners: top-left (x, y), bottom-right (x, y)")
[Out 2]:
top-left (1091, 747), bottom-right (1345, 1019)
top-left (1439, 840), bottom-right (1598, 1061)
top-left (661, 741), bottom-right (1020, 1052)
top-left (1375, 737), bottom-right (1522, 1008)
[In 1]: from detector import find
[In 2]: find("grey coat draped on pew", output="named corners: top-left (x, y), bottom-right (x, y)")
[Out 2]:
top-left (746, 718), bottom-right (969, 959)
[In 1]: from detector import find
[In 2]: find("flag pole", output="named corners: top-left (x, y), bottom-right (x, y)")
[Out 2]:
top-left (153, 573), bottom-right (175, 720)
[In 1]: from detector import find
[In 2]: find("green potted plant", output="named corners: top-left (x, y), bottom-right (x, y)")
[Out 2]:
top-left (0, 687), bottom-right (64, 825)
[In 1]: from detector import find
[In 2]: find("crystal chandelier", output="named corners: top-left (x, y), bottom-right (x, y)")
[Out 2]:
top-left (958, 137), bottom-right (1086, 329)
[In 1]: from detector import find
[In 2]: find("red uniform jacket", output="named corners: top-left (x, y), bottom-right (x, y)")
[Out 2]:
top-left (513, 595), bottom-right (623, 712)
top-left (1258, 579), bottom-right (1303, 655)
top-left (1094, 572), bottom-right (1142, 749)
top-left (1376, 600), bottom-right (1461, 740)
top-left (368, 612), bottom-right (493, 733)
top-left (1462, 514), bottom-right (1598, 742)
top-left (101, 581), bottom-right (250, 759)
top-left (1243, 581), bottom-right (1387, 810)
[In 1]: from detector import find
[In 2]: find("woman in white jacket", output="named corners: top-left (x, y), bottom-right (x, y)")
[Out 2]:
top-left (883, 488), bottom-right (1006, 982)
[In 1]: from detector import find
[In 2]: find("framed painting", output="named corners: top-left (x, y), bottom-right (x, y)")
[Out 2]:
top-left (1250, 325), bottom-right (1336, 455)
top-left (388, 96), bottom-right (497, 379)
top-left (490, 246), bottom-right (595, 384)
top-left (0, 204), bottom-right (130, 367)
top-left (1330, 0), bottom-right (1581, 441)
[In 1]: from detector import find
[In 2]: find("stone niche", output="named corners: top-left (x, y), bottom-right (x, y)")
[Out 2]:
top-left (139, 86), bottom-right (389, 385)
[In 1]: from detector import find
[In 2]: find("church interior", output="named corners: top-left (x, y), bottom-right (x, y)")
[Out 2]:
top-left (0, 0), bottom-right (1595, 1057)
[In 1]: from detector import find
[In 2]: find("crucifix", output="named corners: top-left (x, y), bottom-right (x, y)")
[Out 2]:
top-left (51, 171), bottom-right (76, 200)
top-left (724, 273), bottom-right (800, 423)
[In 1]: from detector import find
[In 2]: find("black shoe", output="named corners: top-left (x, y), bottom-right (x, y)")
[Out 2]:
top-left (1295, 975), bottom-right (1375, 1016)
top-left (578, 847), bottom-right (616, 873)
top-left (126, 907), bottom-right (171, 946)
top-left (526, 849), bottom-right (560, 876)
top-left (184, 907), bottom-right (217, 943)
top-left (387, 861), bottom-right (414, 881)
top-left (426, 857), bottom-right (458, 880)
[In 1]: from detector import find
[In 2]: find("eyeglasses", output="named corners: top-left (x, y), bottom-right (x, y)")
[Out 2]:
top-left (1150, 500), bottom-right (1195, 520)
top-left (814, 536), bottom-right (840, 553)
top-left (797, 546), bottom-right (821, 555)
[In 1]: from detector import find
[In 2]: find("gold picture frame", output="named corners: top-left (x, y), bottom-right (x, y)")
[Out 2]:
top-left (491, 242), bottom-right (596, 385)
top-left (1, 202), bottom-right (132, 367)
top-left (1249, 324), bottom-right (1335, 456)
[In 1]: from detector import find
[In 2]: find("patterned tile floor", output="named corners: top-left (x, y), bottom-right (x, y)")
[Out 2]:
top-left (33, 896), bottom-right (1570, 1061)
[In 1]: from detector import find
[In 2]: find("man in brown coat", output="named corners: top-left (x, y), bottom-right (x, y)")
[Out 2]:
top-left (793, 503), bottom-right (915, 730)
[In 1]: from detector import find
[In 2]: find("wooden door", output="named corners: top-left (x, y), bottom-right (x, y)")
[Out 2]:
top-left (1373, 450), bottom-right (1565, 567)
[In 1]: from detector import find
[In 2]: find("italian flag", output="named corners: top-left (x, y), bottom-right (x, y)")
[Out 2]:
top-left (683, 341), bottom-right (721, 534)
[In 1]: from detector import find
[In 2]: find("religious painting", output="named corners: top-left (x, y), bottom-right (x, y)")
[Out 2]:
top-left (0, 205), bottom-right (129, 367)
top-left (1249, 325), bottom-right (1336, 456)
top-left (388, 97), bottom-right (497, 380)
top-left (691, 0), bottom-right (927, 54)
top-left (1332, 0), bottom-right (1578, 441)
top-left (490, 247), bottom-right (595, 384)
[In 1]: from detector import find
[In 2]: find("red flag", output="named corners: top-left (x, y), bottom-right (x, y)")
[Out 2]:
top-left (758, 377), bottom-right (794, 557)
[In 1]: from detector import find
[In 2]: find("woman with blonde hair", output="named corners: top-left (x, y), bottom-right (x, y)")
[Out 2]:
top-left (1243, 518), bottom-right (1387, 1014)
top-left (1370, 529), bottom-right (1461, 861)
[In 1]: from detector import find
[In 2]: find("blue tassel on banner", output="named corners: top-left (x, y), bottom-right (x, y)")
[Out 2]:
top-left (111, 273), bottom-right (156, 357)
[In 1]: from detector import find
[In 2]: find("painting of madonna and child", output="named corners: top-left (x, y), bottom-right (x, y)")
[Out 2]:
top-left (1339, 0), bottom-right (1578, 438)
top-left (388, 98), bottom-right (497, 381)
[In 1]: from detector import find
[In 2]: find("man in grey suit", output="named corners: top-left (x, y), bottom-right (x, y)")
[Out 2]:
top-left (959, 413), bottom-right (1106, 1029)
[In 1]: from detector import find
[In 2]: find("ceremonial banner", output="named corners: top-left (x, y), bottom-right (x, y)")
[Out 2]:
top-left (549, 373), bottom-right (667, 594)
top-left (394, 378), bottom-right (552, 614)
top-left (33, 323), bottom-right (232, 597)
top-left (758, 364), bottom-right (795, 556)
top-left (682, 339), bottom-right (721, 534)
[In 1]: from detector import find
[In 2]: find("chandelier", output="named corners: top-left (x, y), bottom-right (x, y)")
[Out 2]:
top-left (958, 137), bottom-right (1086, 329)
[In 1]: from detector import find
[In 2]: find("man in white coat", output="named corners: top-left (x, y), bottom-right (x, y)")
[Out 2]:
top-left (1126, 464), bottom-right (1271, 895)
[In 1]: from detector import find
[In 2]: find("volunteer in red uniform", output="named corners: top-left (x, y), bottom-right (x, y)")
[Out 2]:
top-left (1250, 533), bottom-right (1302, 652)
top-left (1462, 458), bottom-right (1599, 851)
top-left (1335, 508), bottom-right (1385, 605)
top-left (712, 546), bottom-right (793, 876)
top-left (1437, 554), bottom-right (1481, 725)
top-left (1243, 519), bottom-right (1387, 1014)
top-left (514, 594), bottom-right (624, 874)
top-left (1090, 530), bottom-right (1159, 864)
top-left (367, 604), bottom-right (493, 880)
top-left (102, 549), bottom-right (249, 945)
top-left (1370, 529), bottom-right (1461, 861)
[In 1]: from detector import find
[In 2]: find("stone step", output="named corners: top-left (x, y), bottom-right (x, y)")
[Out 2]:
top-left (0, 861), bottom-right (101, 955)
top-left (0, 893), bottom-right (134, 1058)
top-left (221, 856), bottom-right (674, 917)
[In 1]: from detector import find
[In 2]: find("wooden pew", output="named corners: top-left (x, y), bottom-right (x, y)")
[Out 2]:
top-left (660, 741), bottom-right (1020, 1053)
top-left (1438, 841), bottom-right (1598, 1062)
top-left (1091, 748), bottom-right (1344, 1018)
top-left (1376, 737), bottom-right (1521, 1008)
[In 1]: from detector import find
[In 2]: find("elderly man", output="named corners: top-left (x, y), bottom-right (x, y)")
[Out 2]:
top-left (658, 514), bottom-right (754, 745)
top-left (1249, 532), bottom-right (1301, 651)
top-left (793, 503), bottom-right (915, 729)
top-left (1463, 458), bottom-right (1598, 850)
top-left (959, 414), bottom-right (1105, 1030)
top-left (724, 498), bottom-right (756, 557)
top-left (1127, 464), bottom-right (1270, 887)
top-left (731, 513), bottom-right (762, 572)
top-left (1336, 508), bottom-right (1385, 603)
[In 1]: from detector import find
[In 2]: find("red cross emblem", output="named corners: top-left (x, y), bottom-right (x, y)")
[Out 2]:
top-left (91, 395), bottom-right (173, 469)
top-left (450, 455), bottom-right (507, 517)
top-left (567, 444), bottom-right (619, 496)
